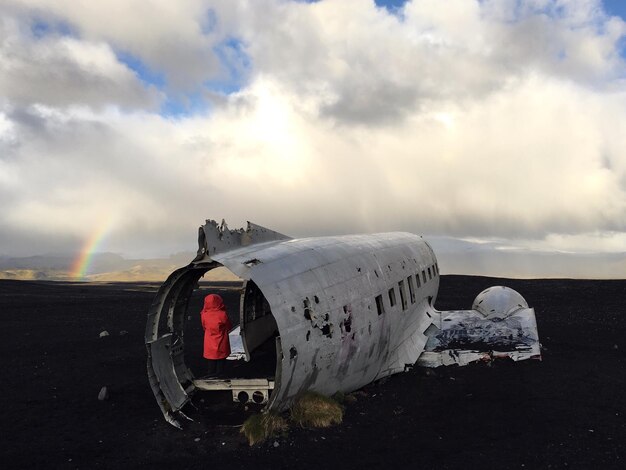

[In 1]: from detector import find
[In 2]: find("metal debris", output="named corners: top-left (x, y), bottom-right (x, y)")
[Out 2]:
top-left (146, 219), bottom-right (541, 427)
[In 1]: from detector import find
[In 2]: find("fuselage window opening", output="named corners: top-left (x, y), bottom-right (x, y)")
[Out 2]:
top-left (428, 267), bottom-right (432, 280)
top-left (375, 294), bottom-right (385, 316)
top-left (422, 270), bottom-right (427, 284)
top-left (388, 288), bottom-right (397, 308)
top-left (398, 280), bottom-right (407, 310)
top-left (407, 275), bottom-right (416, 304)
top-left (416, 272), bottom-right (421, 288)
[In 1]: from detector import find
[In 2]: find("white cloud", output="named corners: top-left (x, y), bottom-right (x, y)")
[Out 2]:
top-left (6, 0), bottom-right (227, 90)
top-left (0, 16), bottom-right (161, 110)
top-left (0, 0), bottom-right (625, 277)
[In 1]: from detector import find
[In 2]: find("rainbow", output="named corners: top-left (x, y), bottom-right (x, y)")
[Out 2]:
top-left (70, 218), bottom-right (113, 280)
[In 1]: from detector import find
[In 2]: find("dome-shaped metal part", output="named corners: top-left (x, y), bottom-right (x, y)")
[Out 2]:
top-left (472, 286), bottom-right (529, 318)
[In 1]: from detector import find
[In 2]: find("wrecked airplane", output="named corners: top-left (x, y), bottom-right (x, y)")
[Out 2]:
top-left (146, 220), bottom-right (540, 427)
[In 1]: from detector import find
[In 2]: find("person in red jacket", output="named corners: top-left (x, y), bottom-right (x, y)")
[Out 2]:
top-left (200, 294), bottom-right (232, 377)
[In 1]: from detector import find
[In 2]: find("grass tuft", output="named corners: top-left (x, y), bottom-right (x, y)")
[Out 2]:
top-left (290, 391), bottom-right (344, 428)
top-left (240, 411), bottom-right (288, 446)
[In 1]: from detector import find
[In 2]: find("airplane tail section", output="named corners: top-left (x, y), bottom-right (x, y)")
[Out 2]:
top-left (418, 286), bottom-right (541, 367)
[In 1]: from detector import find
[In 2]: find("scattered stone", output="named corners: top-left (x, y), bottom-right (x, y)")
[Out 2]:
top-left (194, 438), bottom-right (201, 442)
top-left (273, 441), bottom-right (279, 448)
top-left (98, 386), bottom-right (109, 401)
top-left (119, 330), bottom-right (128, 336)
top-left (99, 330), bottom-right (109, 338)
top-left (613, 344), bottom-right (618, 350)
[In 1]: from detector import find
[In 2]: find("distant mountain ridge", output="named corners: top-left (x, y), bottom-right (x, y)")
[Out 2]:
top-left (1, 244), bottom-right (624, 281)
top-left (0, 252), bottom-right (239, 282)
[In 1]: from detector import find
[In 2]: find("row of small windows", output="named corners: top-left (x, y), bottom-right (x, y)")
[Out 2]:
top-left (375, 262), bottom-right (439, 315)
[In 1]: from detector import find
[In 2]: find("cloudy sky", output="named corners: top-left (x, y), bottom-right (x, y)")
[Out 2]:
top-left (1, 0), bottom-right (625, 277)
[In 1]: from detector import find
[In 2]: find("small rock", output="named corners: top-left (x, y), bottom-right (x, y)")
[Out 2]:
top-left (119, 330), bottom-right (128, 336)
top-left (194, 438), bottom-right (201, 442)
top-left (613, 344), bottom-right (618, 350)
top-left (99, 330), bottom-right (109, 338)
top-left (273, 441), bottom-right (279, 448)
top-left (98, 386), bottom-right (109, 401)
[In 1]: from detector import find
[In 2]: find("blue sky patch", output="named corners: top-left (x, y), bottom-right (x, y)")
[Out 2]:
top-left (210, 37), bottom-right (251, 94)
top-left (603, 0), bottom-right (626, 21)
top-left (375, 0), bottom-right (407, 9)
top-left (160, 91), bottom-right (211, 118)
top-left (30, 18), bottom-right (76, 39)
top-left (116, 51), bottom-right (166, 89)
top-left (603, 1), bottom-right (626, 63)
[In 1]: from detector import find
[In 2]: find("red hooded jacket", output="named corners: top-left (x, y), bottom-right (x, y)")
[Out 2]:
top-left (200, 294), bottom-right (232, 359)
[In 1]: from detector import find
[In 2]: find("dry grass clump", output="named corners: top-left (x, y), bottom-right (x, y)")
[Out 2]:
top-left (290, 391), bottom-right (343, 428)
top-left (240, 411), bottom-right (288, 446)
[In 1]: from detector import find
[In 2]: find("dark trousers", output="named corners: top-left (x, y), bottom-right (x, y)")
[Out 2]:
top-left (207, 359), bottom-right (226, 377)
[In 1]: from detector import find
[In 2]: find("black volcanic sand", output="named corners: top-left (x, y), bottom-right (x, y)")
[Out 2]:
top-left (0, 276), bottom-right (624, 469)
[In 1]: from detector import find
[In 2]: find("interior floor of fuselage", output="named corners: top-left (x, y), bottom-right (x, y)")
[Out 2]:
top-left (194, 335), bottom-right (278, 381)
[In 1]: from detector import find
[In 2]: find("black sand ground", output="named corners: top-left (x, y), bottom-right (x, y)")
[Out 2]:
top-left (0, 276), bottom-right (624, 469)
